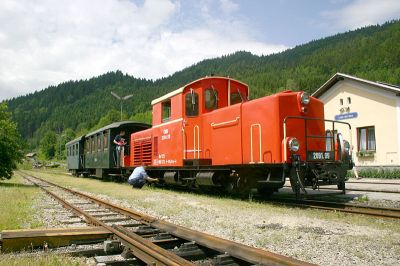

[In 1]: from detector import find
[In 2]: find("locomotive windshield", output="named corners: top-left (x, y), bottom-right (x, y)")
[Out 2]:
top-left (185, 92), bottom-right (199, 116)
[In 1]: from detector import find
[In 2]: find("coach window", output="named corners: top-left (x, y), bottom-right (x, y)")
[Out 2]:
top-left (91, 137), bottom-right (95, 153)
top-left (162, 100), bottom-right (171, 122)
top-left (358, 126), bottom-right (376, 151)
top-left (103, 132), bottom-right (108, 151)
top-left (85, 140), bottom-right (89, 154)
top-left (97, 134), bottom-right (102, 151)
top-left (205, 88), bottom-right (218, 110)
top-left (185, 90), bottom-right (199, 117)
top-left (230, 92), bottom-right (242, 105)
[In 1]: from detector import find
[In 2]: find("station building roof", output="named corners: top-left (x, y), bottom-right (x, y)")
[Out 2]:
top-left (312, 73), bottom-right (400, 98)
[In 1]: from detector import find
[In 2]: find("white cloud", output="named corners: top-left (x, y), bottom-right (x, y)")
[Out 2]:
top-left (323, 0), bottom-right (400, 30)
top-left (0, 0), bottom-right (287, 101)
top-left (219, 0), bottom-right (239, 14)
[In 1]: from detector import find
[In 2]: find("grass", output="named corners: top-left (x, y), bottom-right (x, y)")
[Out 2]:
top-left (0, 172), bottom-right (89, 265)
top-left (0, 173), bottom-right (43, 231)
top-left (0, 253), bottom-right (86, 266)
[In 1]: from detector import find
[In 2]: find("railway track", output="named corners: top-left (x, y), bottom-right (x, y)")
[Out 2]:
top-left (17, 171), bottom-right (312, 266)
top-left (284, 179), bottom-right (400, 194)
top-left (269, 198), bottom-right (400, 219)
top-left (282, 185), bottom-right (400, 194)
top-left (347, 180), bottom-right (400, 185)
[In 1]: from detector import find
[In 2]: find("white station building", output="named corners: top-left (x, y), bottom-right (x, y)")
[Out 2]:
top-left (312, 73), bottom-right (400, 167)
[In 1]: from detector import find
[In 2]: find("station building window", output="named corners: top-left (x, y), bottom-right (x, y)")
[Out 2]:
top-left (358, 126), bottom-right (376, 151)
top-left (205, 88), bottom-right (218, 110)
top-left (340, 98), bottom-right (343, 105)
top-left (185, 91), bottom-right (199, 117)
top-left (162, 100), bottom-right (171, 122)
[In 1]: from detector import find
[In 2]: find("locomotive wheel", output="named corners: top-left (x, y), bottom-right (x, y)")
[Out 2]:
top-left (337, 181), bottom-right (346, 194)
top-left (257, 187), bottom-right (274, 198)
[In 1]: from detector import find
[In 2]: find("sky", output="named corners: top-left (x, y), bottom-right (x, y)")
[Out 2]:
top-left (0, 0), bottom-right (399, 101)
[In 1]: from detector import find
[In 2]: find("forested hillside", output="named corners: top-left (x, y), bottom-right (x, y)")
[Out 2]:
top-left (5, 20), bottom-right (400, 156)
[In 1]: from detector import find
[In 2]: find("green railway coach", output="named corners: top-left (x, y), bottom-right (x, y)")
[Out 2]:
top-left (66, 136), bottom-right (85, 176)
top-left (66, 121), bottom-right (151, 178)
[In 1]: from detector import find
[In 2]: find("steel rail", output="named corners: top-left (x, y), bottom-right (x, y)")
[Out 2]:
top-left (20, 171), bottom-right (313, 266)
top-left (283, 185), bottom-right (400, 194)
top-left (269, 198), bottom-right (400, 219)
top-left (333, 188), bottom-right (399, 194)
top-left (22, 174), bottom-right (193, 266)
top-left (347, 181), bottom-right (400, 185)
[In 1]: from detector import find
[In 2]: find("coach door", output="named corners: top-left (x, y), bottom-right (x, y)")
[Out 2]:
top-left (183, 89), bottom-right (202, 160)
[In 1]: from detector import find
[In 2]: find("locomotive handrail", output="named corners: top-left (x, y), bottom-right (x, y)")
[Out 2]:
top-left (283, 116), bottom-right (352, 128)
top-left (210, 117), bottom-right (240, 128)
top-left (283, 116), bottom-right (352, 162)
top-left (250, 123), bottom-right (263, 163)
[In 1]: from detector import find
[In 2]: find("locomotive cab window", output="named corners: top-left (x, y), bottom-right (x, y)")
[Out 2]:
top-left (230, 92), bottom-right (243, 105)
top-left (185, 90), bottom-right (199, 117)
top-left (205, 88), bottom-right (218, 110)
top-left (162, 100), bottom-right (171, 122)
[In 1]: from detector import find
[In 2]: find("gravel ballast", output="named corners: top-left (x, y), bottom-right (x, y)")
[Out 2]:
top-left (29, 171), bottom-right (400, 266)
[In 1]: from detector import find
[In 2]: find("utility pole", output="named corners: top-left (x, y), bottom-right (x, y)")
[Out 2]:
top-left (111, 92), bottom-right (133, 121)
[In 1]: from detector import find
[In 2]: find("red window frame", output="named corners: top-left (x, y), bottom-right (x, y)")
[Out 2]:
top-left (357, 126), bottom-right (376, 151)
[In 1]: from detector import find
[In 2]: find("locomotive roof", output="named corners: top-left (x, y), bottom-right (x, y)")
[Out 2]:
top-left (85, 121), bottom-right (151, 138)
top-left (151, 76), bottom-right (248, 105)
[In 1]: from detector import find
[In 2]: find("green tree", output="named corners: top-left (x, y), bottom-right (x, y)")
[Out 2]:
top-left (130, 111), bottom-right (152, 124)
top-left (55, 128), bottom-right (75, 159)
top-left (0, 103), bottom-right (23, 179)
top-left (94, 109), bottom-right (122, 129)
top-left (40, 131), bottom-right (57, 159)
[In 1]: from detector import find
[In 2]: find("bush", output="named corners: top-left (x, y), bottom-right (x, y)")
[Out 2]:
top-left (347, 167), bottom-right (400, 179)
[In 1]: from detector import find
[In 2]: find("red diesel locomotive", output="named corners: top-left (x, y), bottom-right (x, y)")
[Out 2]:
top-left (129, 76), bottom-right (353, 197)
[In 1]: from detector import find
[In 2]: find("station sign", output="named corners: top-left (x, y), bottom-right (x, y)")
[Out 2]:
top-left (334, 112), bottom-right (358, 120)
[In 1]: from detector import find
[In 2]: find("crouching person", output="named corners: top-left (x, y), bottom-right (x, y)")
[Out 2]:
top-left (128, 165), bottom-right (158, 188)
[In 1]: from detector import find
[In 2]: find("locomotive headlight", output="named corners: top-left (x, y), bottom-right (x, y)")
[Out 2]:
top-left (300, 92), bottom-right (310, 105)
top-left (288, 138), bottom-right (300, 152)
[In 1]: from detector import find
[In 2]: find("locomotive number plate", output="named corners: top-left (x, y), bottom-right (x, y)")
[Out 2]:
top-left (307, 151), bottom-right (334, 161)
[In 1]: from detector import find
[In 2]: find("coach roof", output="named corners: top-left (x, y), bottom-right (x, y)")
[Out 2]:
top-left (85, 121), bottom-right (151, 138)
